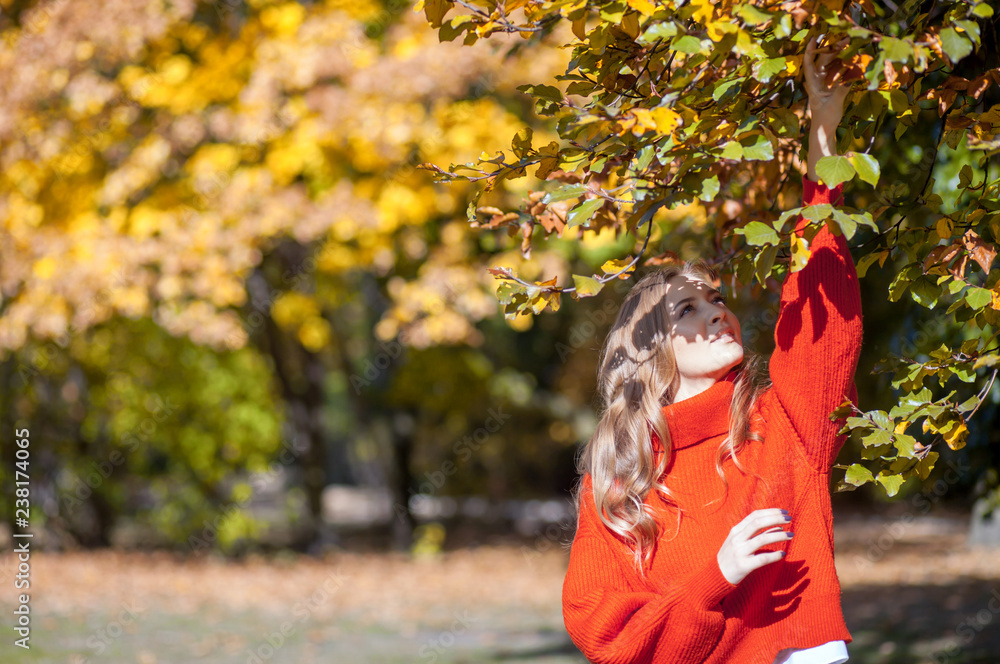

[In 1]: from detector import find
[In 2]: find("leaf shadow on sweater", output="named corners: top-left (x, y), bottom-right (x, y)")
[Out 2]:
top-left (774, 245), bottom-right (859, 349)
top-left (730, 558), bottom-right (811, 628)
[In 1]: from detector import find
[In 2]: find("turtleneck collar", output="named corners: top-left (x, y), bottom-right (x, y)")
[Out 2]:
top-left (656, 369), bottom-right (737, 452)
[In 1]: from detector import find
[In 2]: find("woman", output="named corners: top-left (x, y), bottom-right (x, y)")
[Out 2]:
top-left (562, 37), bottom-right (863, 664)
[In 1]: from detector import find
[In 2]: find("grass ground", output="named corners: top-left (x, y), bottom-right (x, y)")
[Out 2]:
top-left (1, 508), bottom-right (998, 664)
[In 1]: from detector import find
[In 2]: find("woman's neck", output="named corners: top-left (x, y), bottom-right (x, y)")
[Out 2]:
top-left (673, 367), bottom-right (738, 403)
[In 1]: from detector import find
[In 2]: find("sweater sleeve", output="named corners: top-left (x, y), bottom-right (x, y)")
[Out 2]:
top-left (768, 175), bottom-right (864, 472)
top-left (562, 477), bottom-right (737, 664)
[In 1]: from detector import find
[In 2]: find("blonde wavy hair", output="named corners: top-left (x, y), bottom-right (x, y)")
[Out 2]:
top-left (574, 259), bottom-right (772, 573)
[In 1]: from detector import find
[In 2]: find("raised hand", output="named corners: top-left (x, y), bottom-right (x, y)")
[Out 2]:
top-left (803, 35), bottom-right (851, 128)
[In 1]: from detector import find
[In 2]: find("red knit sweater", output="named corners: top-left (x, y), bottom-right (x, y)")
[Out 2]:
top-left (562, 176), bottom-right (864, 664)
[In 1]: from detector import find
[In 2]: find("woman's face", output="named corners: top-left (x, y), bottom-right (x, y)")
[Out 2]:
top-left (663, 274), bottom-right (744, 387)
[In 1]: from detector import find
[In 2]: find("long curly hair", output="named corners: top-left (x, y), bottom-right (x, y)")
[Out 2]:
top-left (574, 260), bottom-right (772, 573)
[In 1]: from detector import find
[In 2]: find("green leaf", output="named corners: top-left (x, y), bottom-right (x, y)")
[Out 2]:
top-left (875, 471), bottom-right (906, 497)
top-left (857, 252), bottom-right (880, 278)
top-left (974, 353), bottom-right (1000, 369)
top-left (736, 3), bottom-right (774, 25)
top-left (915, 451), bottom-right (939, 480)
top-left (801, 204), bottom-right (833, 222)
top-left (541, 183), bottom-right (588, 204)
top-left (894, 434), bottom-right (919, 458)
top-left (721, 141), bottom-right (743, 160)
top-left (909, 278), bottom-right (940, 309)
top-left (755, 57), bottom-right (786, 83)
top-left (713, 78), bottom-right (743, 102)
top-left (672, 35), bottom-right (704, 54)
top-left (742, 135), bottom-right (774, 161)
top-left (572, 275), bottom-right (605, 298)
top-left (966, 286), bottom-right (993, 310)
top-left (566, 197), bottom-right (605, 227)
top-left (816, 155), bottom-right (855, 187)
top-left (955, 20), bottom-right (981, 46)
top-left (755, 244), bottom-right (778, 284)
top-left (511, 127), bottom-right (533, 158)
top-left (959, 164), bottom-right (973, 189)
top-left (888, 89), bottom-right (909, 114)
top-left (635, 145), bottom-right (655, 172)
top-left (861, 429), bottom-right (893, 447)
top-left (736, 253), bottom-right (755, 286)
top-left (741, 221), bottom-right (780, 246)
top-left (699, 175), bottom-right (720, 202)
top-left (881, 37), bottom-right (913, 63)
top-left (832, 210), bottom-right (857, 240)
top-left (939, 28), bottom-right (973, 64)
top-left (638, 21), bottom-right (678, 44)
top-left (847, 152), bottom-right (880, 187)
top-left (845, 463), bottom-right (875, 486)
top-left (972, 3), bottom-right (994, 18)
top-left (852, 212), bottom-right (878, 232)
top-left (870, 410), bottom-right (892, 429)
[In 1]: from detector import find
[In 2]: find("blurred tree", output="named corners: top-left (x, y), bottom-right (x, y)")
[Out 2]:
top-left (0, 0), bottom-right (599, 551)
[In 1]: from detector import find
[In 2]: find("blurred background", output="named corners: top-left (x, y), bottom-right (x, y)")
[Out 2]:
top-left (0, 0), bottom-right (999, 662)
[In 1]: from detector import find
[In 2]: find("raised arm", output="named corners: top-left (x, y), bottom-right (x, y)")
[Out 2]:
top-left (769, 37), bottom-right (863, 473)
top-left (562, 475), bottom-right (736, 664)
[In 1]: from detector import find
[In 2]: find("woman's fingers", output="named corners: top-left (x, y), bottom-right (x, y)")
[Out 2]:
top-left (719, 509), bottom-right (791, 585)
top-left (747, 528), bottom-right (793, 551)
top-left (747, 550), bottom-right (786, 573)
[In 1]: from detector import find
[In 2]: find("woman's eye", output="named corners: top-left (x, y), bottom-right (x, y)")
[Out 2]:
top-left (681, 304), bottom-right (693, 315)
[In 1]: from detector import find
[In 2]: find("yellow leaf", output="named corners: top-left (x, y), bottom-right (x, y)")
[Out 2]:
top-left (626, 0), bottom-right (657, 16)
top-left (691, 0), bottom-right (714, 23)
top-left (33, 257), bottom-right (57, 280)
top-left (298, 317), bottom-right (331, 352)
top-left (651, 107), bottom-right (682, 134)
top-left (785, 55), bottom-right (802, 75)
top-left (894, 420), bottom-right (910, 434)
top-left (790, 234), bottom-right (812, 272)
top-left (992, 285), bottom-right (1000, 310)
top-left (262, 2), bottom-right (306, 37)
top-left (601, 258), bottom-right (636, 277)
top-left (707, 20), bottom-right (736, 41)
top-left (943, 421), bottom-right (968, 450)
top-left (936, 217), bottom-right (953, 239)
top-left (621, 11), bottom-right (640, 39)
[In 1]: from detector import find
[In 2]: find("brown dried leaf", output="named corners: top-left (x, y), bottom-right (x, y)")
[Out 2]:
top-left (941, 76), bottom-right (970, 92)
top-left (645, 250), bottom-right (681, 266)
top-left (949, 253), bottom-right (969, 280)
top-left (968, 73), bottom-right (993, 101)
top-left (961, 229), bottom-right (997, 274)
top-left (923, 243), bottom-right (961, 275)
top-left (544, 169), bottom-right (583, 184)
top-left (883, 59), bottom-right (898, 89)
top-left (519, 221), bottom-right (534, 259)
